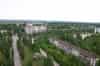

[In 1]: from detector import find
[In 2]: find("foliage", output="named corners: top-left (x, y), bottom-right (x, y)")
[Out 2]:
top-left (34, 36), bottom-right (85, 66)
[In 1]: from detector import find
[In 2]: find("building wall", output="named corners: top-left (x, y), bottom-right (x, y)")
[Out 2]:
top-left (94, 27), bottom-right (100, 33)
top-left (95, 28), bottom-right (100, 33)
top-left (25, 23), bottom-right (47, 34)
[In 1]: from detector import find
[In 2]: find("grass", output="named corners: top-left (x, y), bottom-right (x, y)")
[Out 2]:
top-left (23, 46), bottom-right (33, 66)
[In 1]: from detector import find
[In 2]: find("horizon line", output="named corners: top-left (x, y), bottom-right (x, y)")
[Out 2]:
top-left (0, 19), bottom-right (99, 24)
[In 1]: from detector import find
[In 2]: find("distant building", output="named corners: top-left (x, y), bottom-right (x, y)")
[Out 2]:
top-left (94, 27), bottom-right (100, 33)
top-left (25, 24), bottom-right (33, 34)
top-left (0, 30), bottom-right (7, 33)
top-left (24, 23), bottom-right (47, 34)
top-left (80, 33), bottom-right (92, 40)
top-left (32, 38), bottom-right (35, 44)
top-left (73, 33), bottom-right (92, 40)
top-left (73, 34), bottom-right (77, 39)
top-left (16, 24), bottom-right (20, 26)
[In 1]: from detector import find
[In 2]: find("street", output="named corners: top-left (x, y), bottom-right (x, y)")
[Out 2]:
top-left (12, 34), bottom-right (22, 66)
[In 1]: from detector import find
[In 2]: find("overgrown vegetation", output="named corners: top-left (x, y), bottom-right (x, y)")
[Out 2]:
top-left (0, 31), bottom-right (13, 66)
top-left (33, 35), bottom-right (86, 66)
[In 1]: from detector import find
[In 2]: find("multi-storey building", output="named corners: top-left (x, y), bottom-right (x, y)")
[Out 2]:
top-left (24, 23), bottom-right (47, 34)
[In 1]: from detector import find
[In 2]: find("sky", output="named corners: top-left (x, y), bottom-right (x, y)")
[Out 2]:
top-left (0, 0), bottom-right (100, 23)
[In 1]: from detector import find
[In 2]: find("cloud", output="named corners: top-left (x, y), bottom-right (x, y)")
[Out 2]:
top-left (0, 0), bottom-right (100, 22)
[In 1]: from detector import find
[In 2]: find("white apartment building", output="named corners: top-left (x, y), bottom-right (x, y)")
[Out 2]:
top-left (25, 23), bottom-right (47, 34)
top-left (94, 27), bottom-right (100, 33)
top-left (80, 33), bottom-right (92, 40)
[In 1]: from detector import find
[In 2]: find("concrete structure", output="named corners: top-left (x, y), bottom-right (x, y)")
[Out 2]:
top-left (0, 30), bottom-right (7, 33)
top-left (80, 33), bottom-right (93, 40)
top-left (24, 23), bottom-right (47, 34)
top-left (94, 27), bottom-right (100, 33)
top-left (32, 37), bottom-right (35, 44)
top-left (16, 24), bottom-right (20, 26)
top-left (24, 24), bottom-right (33, 34)
top-left (49, 38), bottom-right (99, 66)
top-left (73, 33), bottom-right (93, 40)
top-left (73, 34), bottom-right (77, 39)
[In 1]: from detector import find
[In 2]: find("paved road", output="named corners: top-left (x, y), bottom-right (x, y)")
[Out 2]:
top-left (49, 38), bottom-right (97, 66)
top-left (12, 34), bottom-right (22, 66)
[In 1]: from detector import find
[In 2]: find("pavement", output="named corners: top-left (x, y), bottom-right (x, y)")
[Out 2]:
top-left (12, 34), bottom-right (22, 66)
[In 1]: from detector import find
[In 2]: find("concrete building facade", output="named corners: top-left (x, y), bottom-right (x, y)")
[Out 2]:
top-left (95, 27), bottom-right (100, 33)
top-left (24, 23), bottom-right (47, 34)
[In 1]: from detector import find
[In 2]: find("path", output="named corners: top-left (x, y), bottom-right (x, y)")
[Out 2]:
top-left (12, 34), bottom-right (22, 66)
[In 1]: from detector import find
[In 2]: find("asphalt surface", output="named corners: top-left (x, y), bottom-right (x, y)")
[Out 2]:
top-left (12, 34), bottom-right (22, 66)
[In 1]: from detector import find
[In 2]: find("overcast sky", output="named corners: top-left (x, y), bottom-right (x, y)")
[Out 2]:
top-left (0, 0), bottom-right (100, 22)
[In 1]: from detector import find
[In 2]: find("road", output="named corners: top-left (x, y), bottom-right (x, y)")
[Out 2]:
top-left (49, 38), bottom-right (98, 66)
top-left (12, 34), bottom-right (22, 66)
